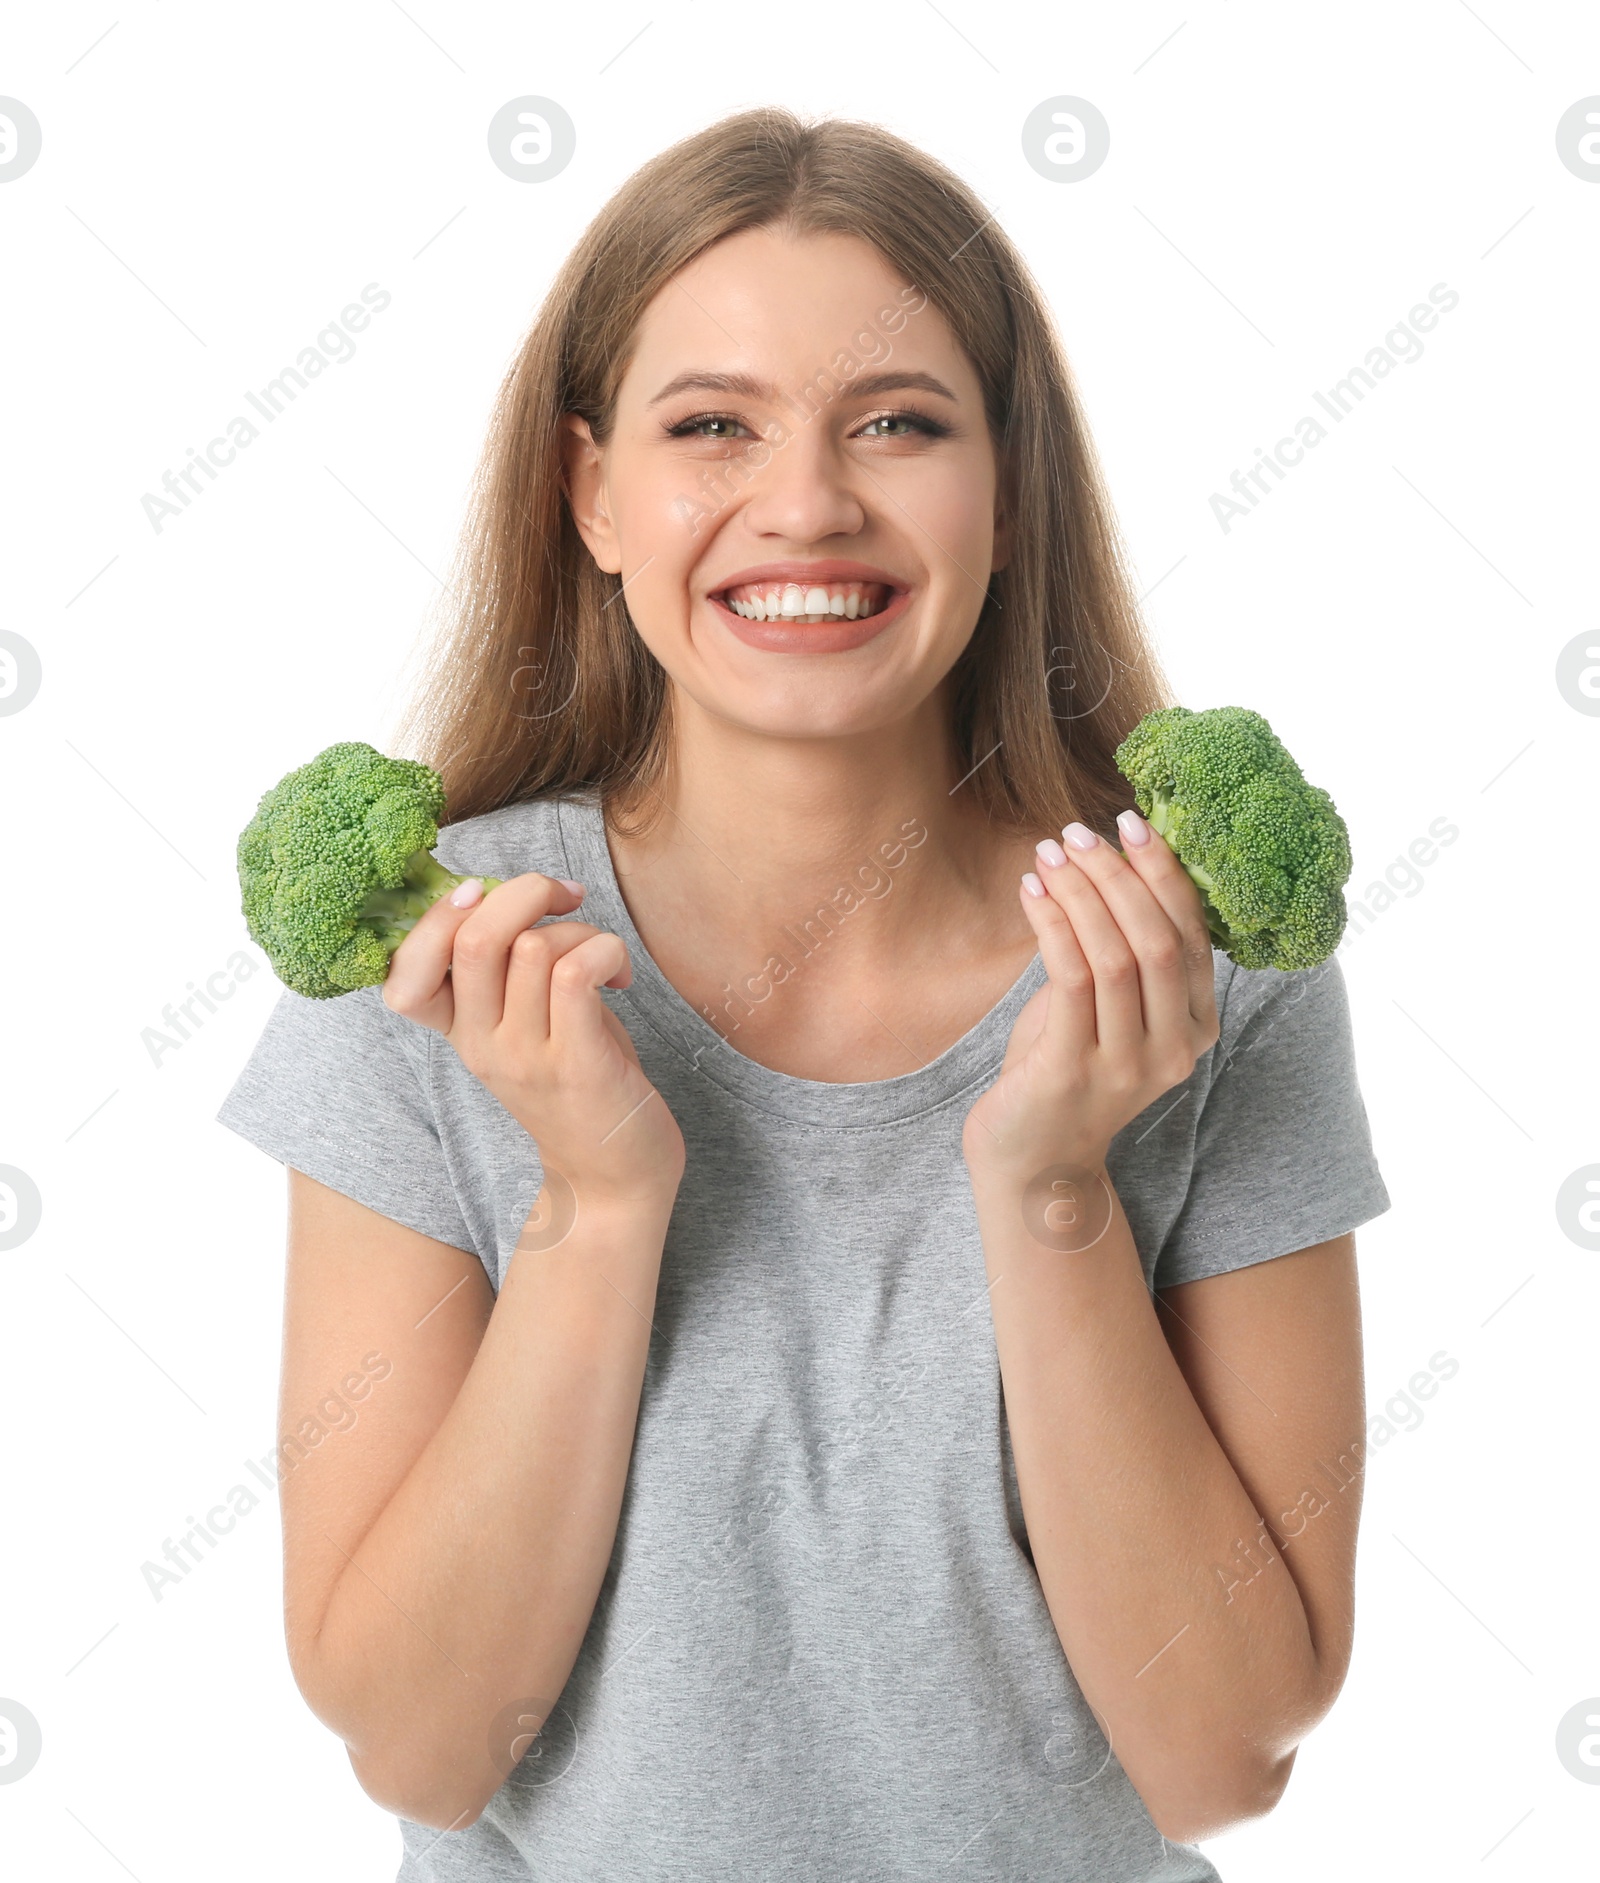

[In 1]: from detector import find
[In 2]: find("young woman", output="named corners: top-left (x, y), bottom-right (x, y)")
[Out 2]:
top-left (218, 107), bottom-right (1389, 1880)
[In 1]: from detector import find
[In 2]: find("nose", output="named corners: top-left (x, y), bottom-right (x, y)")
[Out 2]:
top-left (735, 419), bottom-right (868, 544)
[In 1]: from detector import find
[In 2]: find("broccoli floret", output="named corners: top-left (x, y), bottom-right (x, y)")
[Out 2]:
top-left (237, 741), bottom-right (503, 999)
top-left (1113, 705), bottom-right (1352, 971)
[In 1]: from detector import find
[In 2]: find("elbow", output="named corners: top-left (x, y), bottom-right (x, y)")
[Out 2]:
top-left (289, 1645), bottom-right (496, 1833)
top-left (1145, 1748), bottom-right (1296, 1847)
top-left (347, 1744), bottom-right (493, 1833)
top-left (1145, 1656), bottom-right (1344, 1843)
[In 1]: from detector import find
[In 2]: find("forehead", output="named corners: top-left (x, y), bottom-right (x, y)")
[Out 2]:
top-left (617, 225), bottom-right (974, 400)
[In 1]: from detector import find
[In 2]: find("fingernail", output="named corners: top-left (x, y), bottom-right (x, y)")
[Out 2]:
top-left (1062, 821), bottom-right (1098, 852)
top-left (449, 877), bottom-right (484, 907)
top-left (1021, 871), bottom-right (1047, 898)
top-left (1035, 838), bottom-right (1068, 869)
top-left (1116, 808), bottom-right (1151, 846)
top-left (558, 878), bottom-right (585, 897)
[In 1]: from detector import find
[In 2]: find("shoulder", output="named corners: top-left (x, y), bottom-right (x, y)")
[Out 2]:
top-left (1207, 949), bottom-right (1357, 1082)
top-left (432, 791), bottom-right (597, 886)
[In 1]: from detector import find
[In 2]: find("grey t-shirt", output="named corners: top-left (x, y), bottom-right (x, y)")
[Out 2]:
top-left (216, 790), bottom-right (1390, 1883)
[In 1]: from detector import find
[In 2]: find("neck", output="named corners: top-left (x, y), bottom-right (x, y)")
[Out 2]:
top-left (604, 682), bottom-right (1032, 972)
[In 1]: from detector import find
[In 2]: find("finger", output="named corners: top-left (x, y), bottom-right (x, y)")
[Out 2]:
top-left (1051, 821), bottom-right (1192, 1041)
top-left (445, 874), bottom-right (587, 1035)
top-left (547, 929), bottom-right (636, 1060)
top-left (500, 918), bottom-right (618, 1042)
top-left (1111, 809), bottom-right (1219, 1030)
top-left (1033, 836), bottom-right (1143, 1054)
top-left (384, 885), bottom-right (485, 1030)
top-left (1019, 871), bottom-right (1096, 1063)
top-left (384, 894), bottom-right (472, 1033)
top-left (382, 939), bottom-right (456, 1034)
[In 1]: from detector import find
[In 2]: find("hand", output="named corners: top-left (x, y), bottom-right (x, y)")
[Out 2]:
top-left (382, 872), bottom-right (686, 1208)
top-left (963, 811), bottom-right (1220, 1189)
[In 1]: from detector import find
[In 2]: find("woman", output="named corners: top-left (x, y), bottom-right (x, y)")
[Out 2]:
top-left (218, 106), bottom-right (1389, 1880)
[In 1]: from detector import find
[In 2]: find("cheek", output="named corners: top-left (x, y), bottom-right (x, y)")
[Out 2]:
top-left (606, 434), bottom-right (720, 538)
top-left (606, 486), bottom-right (702, 604)
top-left (627, 563), bottom-right (697, 647)
top-left (914, 457), bottom-right (1000, 559)
top-left (911, 475), bottom-right (1002, 626)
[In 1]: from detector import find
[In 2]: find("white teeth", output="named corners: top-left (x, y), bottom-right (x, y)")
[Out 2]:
top-left (722, 579), bottom-right (893, 624)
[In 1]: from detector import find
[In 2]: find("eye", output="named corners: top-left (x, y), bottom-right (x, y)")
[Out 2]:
top-left (856, 409), bottom-right (951, 440)
top-left (664, 412), bottom-right (752, 441)
top-left (663, 405), bottom-right (954, 444)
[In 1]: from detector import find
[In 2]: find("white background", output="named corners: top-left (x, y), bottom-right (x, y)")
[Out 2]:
top-left (2, 2), bottom-right (1596, 1877)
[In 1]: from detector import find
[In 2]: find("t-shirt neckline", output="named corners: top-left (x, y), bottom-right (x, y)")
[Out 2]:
top-left (555, 792), bottom-right (1047, 1129)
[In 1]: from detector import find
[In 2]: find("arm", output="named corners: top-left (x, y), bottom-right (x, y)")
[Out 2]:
top-left (964, 811), bottom-right (1364, 1842)
top-left (282, 1170), bottom-right (674, 1832)
top-left (967, 1178), bottom-right (1362, 1840)
top-left (280, 867), bottom-right (686, 1830)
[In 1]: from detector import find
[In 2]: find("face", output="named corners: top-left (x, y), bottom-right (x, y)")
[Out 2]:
top-left (561, 225), bottom-right (1010, 742)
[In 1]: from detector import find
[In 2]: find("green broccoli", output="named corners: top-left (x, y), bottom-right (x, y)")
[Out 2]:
top-left (237, 741), bottom-right (502, 999)
top-left (1113, 705), bottom-right (1352, 971)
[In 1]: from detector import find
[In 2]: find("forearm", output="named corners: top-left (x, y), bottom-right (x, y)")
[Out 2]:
top-left (970, 1166), bottom-right (1334, 1840)
top-left (304, 1189), bottom-right (674, 1828)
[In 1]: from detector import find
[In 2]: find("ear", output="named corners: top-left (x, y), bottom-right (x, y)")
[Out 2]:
top-left (558, 413), bottom-right (622, 575)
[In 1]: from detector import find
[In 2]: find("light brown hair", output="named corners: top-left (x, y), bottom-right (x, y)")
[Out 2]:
top-left (393, 106), bottom-right (1172, 839)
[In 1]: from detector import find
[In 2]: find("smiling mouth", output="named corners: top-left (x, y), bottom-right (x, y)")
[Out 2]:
top-left (715, 579), bottom-right (896, 624)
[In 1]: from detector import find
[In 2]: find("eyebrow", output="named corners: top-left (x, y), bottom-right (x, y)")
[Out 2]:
top-left (646, 368), bottom-right (960, 408)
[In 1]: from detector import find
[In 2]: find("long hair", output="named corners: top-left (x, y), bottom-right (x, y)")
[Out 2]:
top-left (392, 106), bottom-right (1173, 839)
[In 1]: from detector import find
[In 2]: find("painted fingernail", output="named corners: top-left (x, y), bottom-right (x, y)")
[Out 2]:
top-left (1035, 838), bottom-right (1068, 869)
top-left (558, 878), bottom-right (586, 896)
top-left (1021, 871), bottom-right (1047, 898)
top-left (449, 877), bottom-right (484, 907)
top-left (1062, 821), bottom-right (1098, 851)
top-left (1116, 808), bottom-right (1151, 846)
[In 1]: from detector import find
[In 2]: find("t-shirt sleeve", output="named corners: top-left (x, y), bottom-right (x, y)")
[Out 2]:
top-left (215, 982), bottom-right (478, 1256)
top-left (1153, 952), bottom-right (1390, 1291)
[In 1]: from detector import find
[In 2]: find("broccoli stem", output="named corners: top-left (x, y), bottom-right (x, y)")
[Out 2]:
top-left (356, 849), bottom-right (505, 946)
top-left (1144, 789), bottom-right (1231, 950)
